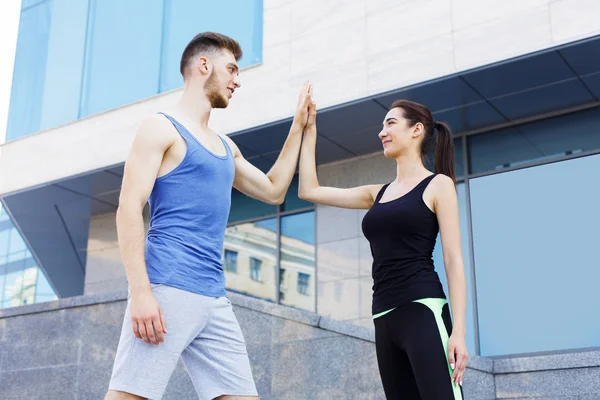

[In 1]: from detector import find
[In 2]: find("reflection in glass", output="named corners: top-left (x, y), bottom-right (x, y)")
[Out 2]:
top-left (0, 213), bottom-right (58, 308)
top-left (7, 0), bottom-right (89, 141)
top-left (3, 270), bottom-right (24, 308)
top-left (224, 250), bottom-right (238, 273)
top-left (469, 107), bottom-right (600, 174)
top-left (279, 212), bottom-right (316, 312)
top-left (35, 268), bottom-right (58, 304)
top-left (80, 0), bottom-right (162, 117)
top-left (432, 183), bottom-right (476, 355)
top-left (228, 188), bottom-right (277, 224)
top-left (8, 0), bottom-right (263, 141)
top-left (470, 154), bottom-right (600, 356)
top-left (224, 218), bottom-right (277, 302)
top-left (21, 267), bottom-right (38, 306)
top-left (249, 257), bottom-right (262, 282)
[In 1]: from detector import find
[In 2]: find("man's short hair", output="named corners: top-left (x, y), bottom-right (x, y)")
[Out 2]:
top-left (180, 32), bottom-right (243, 78)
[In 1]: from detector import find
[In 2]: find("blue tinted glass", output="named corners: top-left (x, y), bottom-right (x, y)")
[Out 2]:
top-left (80, 0), bottom-right (163, 116)
top-left (228, 188), bottom-right (276, 224)
top-left (282, 175), bottom-right (313, 212)
top-left (2, 270), bottom-right (24, 308)
top-left (7, 2), bottom-right (51, 140)
top-left (8, 229), bottom-right (27, 254)
top-left (0, 229), bottom-right (9, 252)
top-left (160, 0), bottom-right (263, 92)
top-left (21, 0), bottom-right (46, 9)
top-left (0, 269), bottom-right (5, 308)
top-left (7, 0), bottom-right (88, 141)
top-left (469, 108), bottom-right (600, 174)
top-left (470, 154), bottom-right (600, 356)
top-left (256, 218), bottom-right (277, 232)
top-left (432, 183), bottom-right (476, 355)
top-left (34, 267), bottom-right (57, 303)
top-left (280, 212), bottom-right (315, 245)
top-left (454, 138), bottom-right (465, 178)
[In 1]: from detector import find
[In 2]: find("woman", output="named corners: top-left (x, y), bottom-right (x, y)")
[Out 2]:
top-left (299, 97), bottom-right (468, 399)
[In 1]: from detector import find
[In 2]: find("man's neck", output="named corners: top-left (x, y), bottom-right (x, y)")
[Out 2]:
top-left (175, 86), bottom-right (212, 128)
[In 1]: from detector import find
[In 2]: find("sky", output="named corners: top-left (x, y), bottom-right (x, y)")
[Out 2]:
top-left (0, 0), bottom-right (22, 145)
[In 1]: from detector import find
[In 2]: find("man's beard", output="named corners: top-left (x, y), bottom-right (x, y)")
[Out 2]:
top-left (204, 71), bottom-right (228, 109)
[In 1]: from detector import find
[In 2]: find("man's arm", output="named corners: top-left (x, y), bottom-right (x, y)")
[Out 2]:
top-left (225, 82), bottom-right (312, 205)
top-left (117, 114), bottom-right (174, 346)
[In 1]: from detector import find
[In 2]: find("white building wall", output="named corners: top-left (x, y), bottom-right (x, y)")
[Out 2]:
top-left (2, 0), bottom-right (600, 195)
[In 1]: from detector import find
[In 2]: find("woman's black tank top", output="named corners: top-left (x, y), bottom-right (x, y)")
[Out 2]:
top-left (361, 174), bottom-right (446, 314)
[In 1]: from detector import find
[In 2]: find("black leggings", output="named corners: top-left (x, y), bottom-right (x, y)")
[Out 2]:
top-left (373, 299), bottom-right (464, 400)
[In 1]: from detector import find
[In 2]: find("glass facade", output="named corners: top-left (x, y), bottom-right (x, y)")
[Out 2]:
top-left (7, 0), bottom-right (263, 141)
top-left (451, 106), bottom-right (600, 356)
top-left (223, 181), bottom-right (316, 312)
top-left (0, 204), bottom-right (57, 309)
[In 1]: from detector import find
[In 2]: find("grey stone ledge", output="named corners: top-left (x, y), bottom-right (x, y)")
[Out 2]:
top-left (0, 289), bottom-right (375, 343)
top-left (317, 316), bottom-right (375, 342)
top-left (0, 290), bottom-right (128, 318)
top-left (467, 355), bottom-right (494, 373)
top-left (493, 349), bottom-right (600, 374)
top-left (226, 291), bottom-right (320, 327)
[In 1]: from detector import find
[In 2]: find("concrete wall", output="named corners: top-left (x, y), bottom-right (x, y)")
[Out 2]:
top-left (2, 0), bottom-right (600, 196)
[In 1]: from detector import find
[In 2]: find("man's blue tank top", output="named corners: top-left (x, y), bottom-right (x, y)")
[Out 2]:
top-left (145, 113), bottom-right (235, 297)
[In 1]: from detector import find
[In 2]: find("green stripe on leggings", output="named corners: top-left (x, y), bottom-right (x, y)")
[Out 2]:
top-left (413, 298), bottom-right (463, 400)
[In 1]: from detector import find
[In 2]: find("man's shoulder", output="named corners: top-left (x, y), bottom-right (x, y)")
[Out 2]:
top-left (135, 113), bottom-right (179, 145)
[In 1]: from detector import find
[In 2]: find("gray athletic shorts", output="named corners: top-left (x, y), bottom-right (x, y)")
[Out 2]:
top-left (108, 283), bottom-right (258, 399)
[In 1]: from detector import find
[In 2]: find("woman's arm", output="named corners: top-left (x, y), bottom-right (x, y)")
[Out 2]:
top-left (434, 174), bottom-right (469, 387)
top-left (298, 97), bottom-right (382, 209)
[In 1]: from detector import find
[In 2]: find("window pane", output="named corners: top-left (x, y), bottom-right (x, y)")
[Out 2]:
top-left (279, 212), bottom-right (315, 312)
top-left (454, 137), bottom-right (465, 178)
top-left (7, 2), bottom-right (51, 140)
top-left (224, 250), bottom-right (238, 273)
top-left (282, 175), bottom-right (313, 212)
top-left (0, 267), bottom-right (5, 308)
top-left (21, 267), bottom-right (38, 306)
top-left (468, 107), bottom-right (600, 174)
top-left (8, 229), bottom-right (26, 254)
top-left (432, 183), bottom-right (476, 355)
top-left (0, 229), bottom-right (9, 251)
top-left (470, 154), bottom-right (600, 356)
top-left (80, 0), bottom-right (162, 117)
top-left (160, 0), bottom-right (263, 92)
top-left (7, 0), bottom-right (88, 141)
top-left (3, 270), bottom-right (24, 308)
top-left (224, 218), bottom-right (277, 302)
top-left (250, 257), bottom-right (262, 282)
top-left (228, 188), bottom-right (276, 224)
top-left (35, 268), bottom-right (58, 303)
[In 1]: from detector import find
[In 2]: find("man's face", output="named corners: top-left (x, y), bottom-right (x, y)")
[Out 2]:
top-left (204, 50), bottom-right (241, 109)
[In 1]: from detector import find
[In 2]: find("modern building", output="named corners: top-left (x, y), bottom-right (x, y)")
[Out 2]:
top-left (1, 0), bottom-right (600, 381)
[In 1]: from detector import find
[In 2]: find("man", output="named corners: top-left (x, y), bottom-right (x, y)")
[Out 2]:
top-left (105, 32), bottom-right (312, 400)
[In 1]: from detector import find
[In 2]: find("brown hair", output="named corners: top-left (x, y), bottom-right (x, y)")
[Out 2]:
top-left (390, 100), bottom-right (456, 182)
top-left (180, 32), bottom-right (243, 78)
